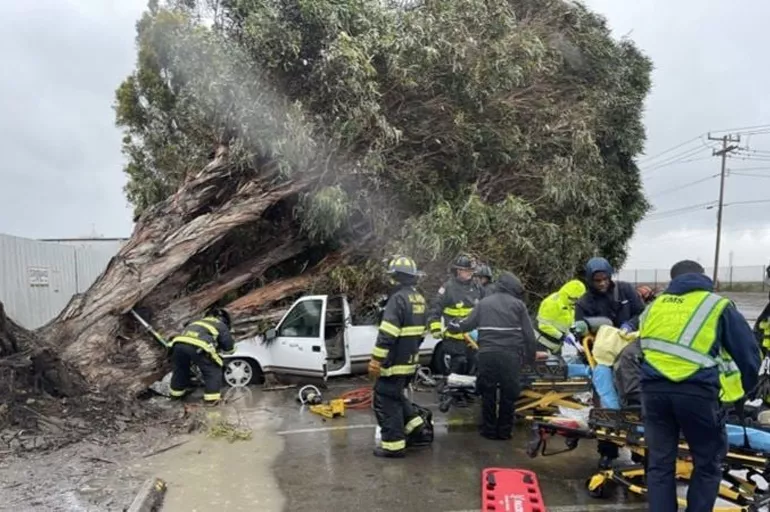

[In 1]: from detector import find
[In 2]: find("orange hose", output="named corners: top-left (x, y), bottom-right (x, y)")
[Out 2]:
top-left (341, 387), bottom-right (373, 409)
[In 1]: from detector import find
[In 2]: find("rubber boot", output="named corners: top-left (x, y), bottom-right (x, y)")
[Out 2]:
top-left (373, 447), bottom-right (405, 458)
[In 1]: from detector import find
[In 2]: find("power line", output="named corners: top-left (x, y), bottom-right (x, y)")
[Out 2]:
top-left (647, 173), bottom-right (720, 198)
top-left (724, 199), bottom-right (770, 207)
top-left (637, 136), bottom-right (703, 165)
top-left (644, 201), bottom-right (717, 220)
top-left (730, 171), bottom-right (770, 179)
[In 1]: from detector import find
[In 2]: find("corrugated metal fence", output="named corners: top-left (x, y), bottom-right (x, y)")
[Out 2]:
top-left (0, 234), bottom-right (125, 329)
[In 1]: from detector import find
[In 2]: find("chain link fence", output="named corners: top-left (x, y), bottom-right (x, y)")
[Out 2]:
top-left (616, 265), bottom-right (768, 292)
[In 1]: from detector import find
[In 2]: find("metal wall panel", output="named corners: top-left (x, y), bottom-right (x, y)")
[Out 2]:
top-left (0, 233), bottom-right (78, 329)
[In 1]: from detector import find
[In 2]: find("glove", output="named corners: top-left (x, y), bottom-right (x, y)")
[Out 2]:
top-left (619, 322), bottom-right (633, 333)
top-left (572, 320), bottom-right (588, 335)
top-left (368, 359), bottom-right (381, 379)
top-left (563, 332), bottom-right (578, 348)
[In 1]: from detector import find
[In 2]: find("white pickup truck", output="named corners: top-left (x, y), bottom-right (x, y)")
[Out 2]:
top-left (222, 294), bottom-right (443, 387)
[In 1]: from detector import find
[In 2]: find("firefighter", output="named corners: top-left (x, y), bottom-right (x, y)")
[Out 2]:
top-left (640, 260), bottom-right (760, 512)
top-left (369, 256), bottom-right (430, 458)
top-left (169, 308), bottom-right (235, 405)
top-left (474, 264), bottom-right (494, 295)
top-left (446, 272), bottom-right (536, 440)
top-left (535, 279), bottom-right (586, 356)
top-left (427, 254), bottom-right (483, 376)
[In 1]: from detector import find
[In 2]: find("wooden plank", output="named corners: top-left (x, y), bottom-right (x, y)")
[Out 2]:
top-left (126, 477), bottom-right (167, 512)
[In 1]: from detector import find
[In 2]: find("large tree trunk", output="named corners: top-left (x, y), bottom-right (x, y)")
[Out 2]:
top-left (3, 155), bottom-right (335, 397)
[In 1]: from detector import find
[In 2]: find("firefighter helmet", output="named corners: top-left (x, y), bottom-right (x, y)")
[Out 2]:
top-left (452, 254), bottom-right (475, 270)
top-left (208, 307), bottom-right (232, 328)
top-left (475, 264), bottom-right (493, 279)
top-left (386, 256), bottom-right (423, 277)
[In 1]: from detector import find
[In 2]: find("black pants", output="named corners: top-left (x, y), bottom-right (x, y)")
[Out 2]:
top-left (169, 343), bottom-right (223, 402)
top-left (643, 390), bottom-right (727, 512)
top-left (373, 376), bottom-right (424, 453)
top-left (444, 339), bottom-right (469, 375)
top-left (477, 351), bottom-right (520, 439)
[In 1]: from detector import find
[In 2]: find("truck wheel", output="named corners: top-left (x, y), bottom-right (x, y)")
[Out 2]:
top-left (224, 358), bottom-right (262, 387)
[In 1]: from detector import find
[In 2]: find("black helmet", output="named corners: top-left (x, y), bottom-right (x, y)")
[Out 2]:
top-left (475, 264), bottom-right (492, 279)
top-left (452, 254), bottom-right (475, 270)
top-left (386, 255), bottom-right (423, 277)
top-left (208, 307), bottom-right (232, 328)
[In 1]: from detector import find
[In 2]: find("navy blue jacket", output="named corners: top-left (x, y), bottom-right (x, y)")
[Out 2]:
top-left (640, 272), bottom-right (761, 398)
top-left (574, 257), bottom-right (645, 331)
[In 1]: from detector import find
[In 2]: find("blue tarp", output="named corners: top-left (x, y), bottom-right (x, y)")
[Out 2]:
top-left (568, 364), bottom-right (591, 378)
top-left (726, 424), bottom-right (770, 451)
top-left (592, 364), bottom-right (620, 409)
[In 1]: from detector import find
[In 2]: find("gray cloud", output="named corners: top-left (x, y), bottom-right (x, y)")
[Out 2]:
top-left (0, 0), bottom-right (767, 267)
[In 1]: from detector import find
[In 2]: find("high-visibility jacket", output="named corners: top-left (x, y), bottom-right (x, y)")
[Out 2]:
top-left (372, 284), bottom-right (427, 377)
top-left (427, 277), bottom-right (482, 341)
top-left (170, 316), bottom-right (235, 367)
top-left (639, 290), bottom-right (744, 403)
top-left (536, 280), bottom-right (585, 352)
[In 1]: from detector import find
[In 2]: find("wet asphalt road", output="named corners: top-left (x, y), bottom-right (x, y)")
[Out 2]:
top-left (233, 383), bottom-right (648, 512)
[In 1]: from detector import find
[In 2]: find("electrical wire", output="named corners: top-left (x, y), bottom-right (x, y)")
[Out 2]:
top-left (640, 145), bottom-right (712, 175)
top-left (647, 173), bottom-right (719, 198)
top-left (730, 171), bottom-right (770, 179)
top-left (643, 201), bottom-right (717, 220)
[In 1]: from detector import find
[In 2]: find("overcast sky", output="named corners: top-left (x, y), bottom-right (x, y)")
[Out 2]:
top-left (0, 0), bottom-right (768, 271)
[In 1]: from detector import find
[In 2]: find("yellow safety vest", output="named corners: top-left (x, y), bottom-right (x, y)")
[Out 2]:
top-left (640, 290), bottom-right (744, 403)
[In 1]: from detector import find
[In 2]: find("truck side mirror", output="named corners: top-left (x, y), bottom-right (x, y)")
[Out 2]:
top-left (265, 328), bottom-right (277, 341)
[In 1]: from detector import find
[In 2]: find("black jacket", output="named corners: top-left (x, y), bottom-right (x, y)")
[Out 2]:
top-left (427, 276), bottom-right (483, 338)
top-left (614, 339), bottom-right (642, 407)
top-left (172, 316), bottom-right (235, 362)
top-left (372, 284), bottom-right (427, 376)
top-left (575, 258), bottom-right (644, 330)
top-left (447, 273), bottom-right (536, 360)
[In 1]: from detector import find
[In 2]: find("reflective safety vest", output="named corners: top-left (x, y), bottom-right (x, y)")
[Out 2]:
top-left (640, 290), bottom-right (744, 403)
top-left (759, 319), bottom-right (770, 351)
top-left (170, 316), bottom-right (225, 366)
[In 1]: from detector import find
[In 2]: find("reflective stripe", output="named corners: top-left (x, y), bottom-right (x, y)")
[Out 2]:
top-left (444, 306), bottom-right (473, 317)
top-left (169, 388), bottom-right (187, 397)
top-left (401, 326), bottom-right (426, 336)
top-left (405, 415), bottom-right (424, 434)
top-left (372, 346), bottom-right (389, 359)
top-left (379, 322), bottom-right (425, 338)
top-left (381, 439), bottom-right (406, 451)
top-left (640, 338), bottom-right (718, 368)
top-left (443, 331), bottom-right (466, 340)
top-left (536, 316), bottom-right (570, 333)
top-left (379, 364), bottom-right (418, 377)
top-left (171, 336), bottom-right (224, 366)
top-left (192, 319), bottom-right (220, 337)
top-left (536, 334), bottom-right (561, 352)
top-left (720, 360), bottom-right (739, 374)
top-left (379, 321), bottom-right (401, 337)
top-left (478, 326), bottom-right (522, 331)
top-left (678, 294), bottom-right (723, 347)
top-left (429, 321), bottom-right (442, 333)
top-left (203, 392), bottom-right (221, 401)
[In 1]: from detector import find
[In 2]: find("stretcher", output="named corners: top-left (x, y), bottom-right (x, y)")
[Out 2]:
top-left (437, 356), bottom-right (593, 420)
top-left (527, 407), bottom-right (770, 511)
top-left (482, 468), bottom-right (546, 511)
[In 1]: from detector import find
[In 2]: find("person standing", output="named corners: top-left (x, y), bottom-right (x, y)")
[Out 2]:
top-left (369, 256), bottom-right (430, 458)
top-left (427, 254), bottom-right (483, 376)
top-left (446, 272), bottom-right (536, 440)
top-left (640, 260), bottom-right (760, 512)
top-left (575, 256), bottom-right (645, 468)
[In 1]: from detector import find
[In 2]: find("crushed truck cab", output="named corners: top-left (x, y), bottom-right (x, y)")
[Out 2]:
top-left (222, 294), bottom-right (441, 387)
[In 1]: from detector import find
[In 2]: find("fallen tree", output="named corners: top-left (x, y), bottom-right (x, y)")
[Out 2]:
top-left (0, 0), bottom-right (652, 401)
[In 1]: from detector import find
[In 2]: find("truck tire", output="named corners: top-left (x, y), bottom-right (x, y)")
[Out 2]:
top-left (224, 358), bottom-right (262, 387)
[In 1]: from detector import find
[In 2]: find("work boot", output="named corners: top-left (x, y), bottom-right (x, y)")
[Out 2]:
top-left (406, 430), bottom-right (433, 448)
top-left (373, 447), bottom-right (405, 458)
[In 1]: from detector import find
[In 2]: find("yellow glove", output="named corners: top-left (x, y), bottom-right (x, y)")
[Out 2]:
top-left (368, 359), bottom-right (381, 379)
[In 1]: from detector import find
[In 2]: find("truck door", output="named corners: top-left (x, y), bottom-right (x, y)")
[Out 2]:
top-left (269, 296), bottom-right (328, 380)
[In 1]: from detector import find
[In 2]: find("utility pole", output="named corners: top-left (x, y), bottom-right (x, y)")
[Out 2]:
top-left (707, 133), bottom-right (740, 287)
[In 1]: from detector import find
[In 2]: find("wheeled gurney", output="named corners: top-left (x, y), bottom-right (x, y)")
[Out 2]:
top-left (527, 407), bottom-right (770, 511)
top-left (437, 356), bottom-right (593, 420)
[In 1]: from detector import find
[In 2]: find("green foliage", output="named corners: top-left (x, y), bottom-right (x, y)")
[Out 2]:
top-left (116, 0), bottom-right (652, 299)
